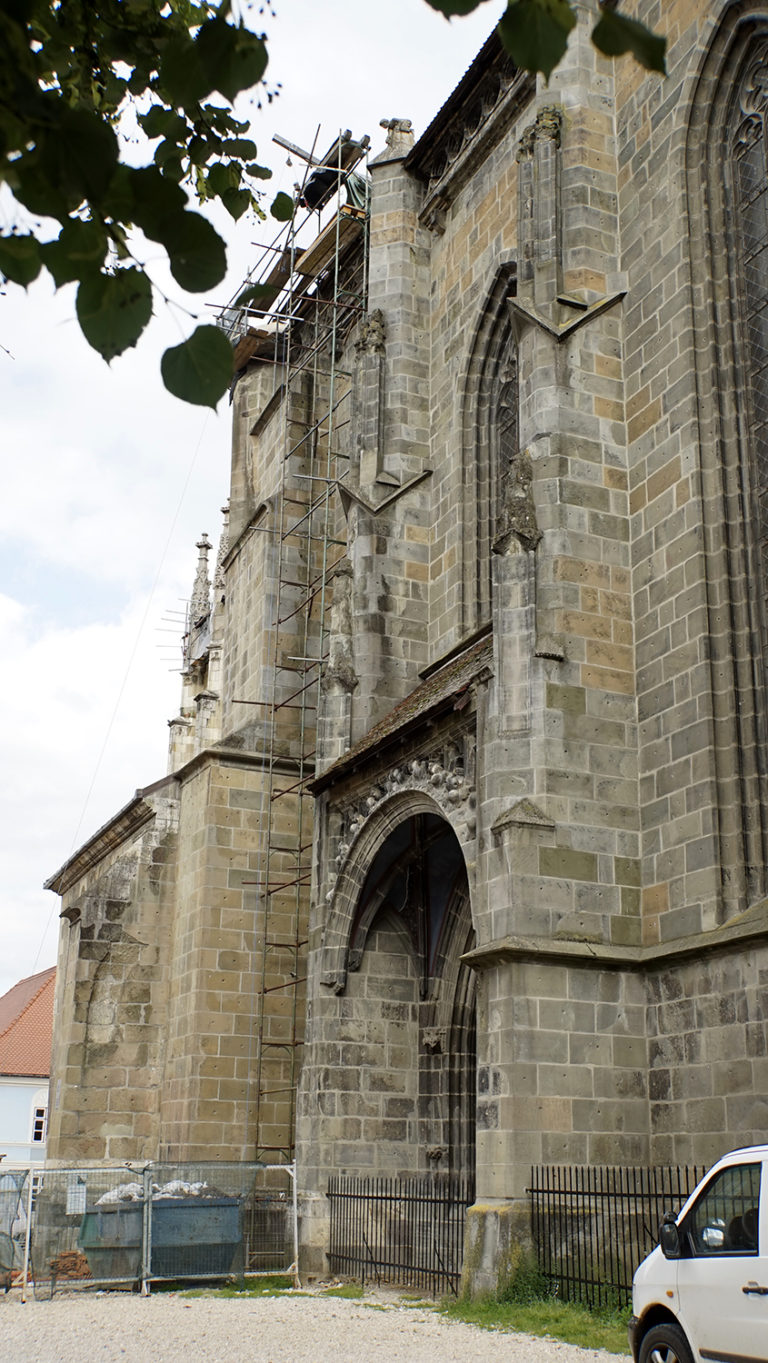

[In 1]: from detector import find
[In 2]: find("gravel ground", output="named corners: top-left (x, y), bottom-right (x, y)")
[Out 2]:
top-left (1, 1287), bottom-right (630, 1363)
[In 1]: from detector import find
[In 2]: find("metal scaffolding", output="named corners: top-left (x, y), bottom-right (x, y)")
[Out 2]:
top-left (219, 128), bottom-right (370, 1162)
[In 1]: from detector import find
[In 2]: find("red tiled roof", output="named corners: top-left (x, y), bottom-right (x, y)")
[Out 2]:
top-left (0, 967), bottom-right (55, 1078)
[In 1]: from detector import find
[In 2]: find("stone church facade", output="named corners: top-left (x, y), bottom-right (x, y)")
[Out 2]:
top-left (46, 0), bottom-right (768, 1288)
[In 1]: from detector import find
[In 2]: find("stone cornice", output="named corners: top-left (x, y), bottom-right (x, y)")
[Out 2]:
top-left (44, 795), bottom-right (160, 896)
top-left (45, 744), bottom-right (307, 896)
top-left (462, 900), bottom-right (768, 973)
top-left (405, 31), bottom-right (534, 232)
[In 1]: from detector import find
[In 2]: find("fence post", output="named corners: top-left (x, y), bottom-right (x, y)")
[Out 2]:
top-left (20, 1169), bottom-right (33, 1303)
top-left (290, 1163), bottom-right (300, 1289)
top-left (141, 1166), bottom-right (152, 1295)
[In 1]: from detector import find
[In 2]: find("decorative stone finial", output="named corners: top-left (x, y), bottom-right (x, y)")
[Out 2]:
top-left (214, 503), bottom-right (230, 594)
top-left (356, 308), bottom-right (386, 356)
top-left (190, 533), bottom-right (212, 621)
top-left (379, 118), bottom-right (415, 157)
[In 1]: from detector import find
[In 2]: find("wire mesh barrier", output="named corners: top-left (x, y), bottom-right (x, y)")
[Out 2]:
top-left (327, 1174), bottom-right (475, 1297)
top-left (529, 1163), bottom-right (707, 1310)
top-left (0, 1169), bottom-right (29, 1289)
top-left (2, 1161), bottom-right (296, 1296)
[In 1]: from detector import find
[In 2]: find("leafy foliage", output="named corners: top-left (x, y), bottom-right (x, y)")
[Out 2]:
top-left (425, 0), bottom-right (666, 81)
top-left (0, 0), bottom-right (280, 406)
top-left (1, 0), bottom-right (666, 409)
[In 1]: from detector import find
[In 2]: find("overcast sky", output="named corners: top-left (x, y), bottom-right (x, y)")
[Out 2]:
top-left (0, 0), bottom-right (501, 998)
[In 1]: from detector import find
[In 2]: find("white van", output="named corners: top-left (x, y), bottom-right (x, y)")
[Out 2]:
top-left (629, 1145), bottom-right (768, 1363)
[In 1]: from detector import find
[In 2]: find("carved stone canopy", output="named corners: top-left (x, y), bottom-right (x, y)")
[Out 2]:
top-left (328, 744), bottom-right (477, 902)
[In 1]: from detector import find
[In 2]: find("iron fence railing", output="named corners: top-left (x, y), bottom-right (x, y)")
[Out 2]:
top-left (327, 1173), bottom-right (474, 1297)
top-left (2, 1161), bottom-right (297, 1297)
top-left (529, 1163), bottom-right (706, 1310)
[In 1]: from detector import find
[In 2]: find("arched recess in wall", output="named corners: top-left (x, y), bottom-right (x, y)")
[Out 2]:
top-left (321, 787), bottom-right (476, 991)
top-left (687, 3), bottom-right (768, 914)
top-left (321, 793), bottom-right (476, 1176)
top-left (460, 260), bottom-right (519, 634)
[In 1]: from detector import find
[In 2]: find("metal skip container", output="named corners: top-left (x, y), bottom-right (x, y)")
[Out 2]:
top-left (78, 1187), bottom-right (243, 1283)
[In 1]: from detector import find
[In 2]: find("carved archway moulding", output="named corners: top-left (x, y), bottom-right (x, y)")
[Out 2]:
top-left (684, 5), bottom-right (768, 913)
top-left (320, 753), bottom-right (477, 993)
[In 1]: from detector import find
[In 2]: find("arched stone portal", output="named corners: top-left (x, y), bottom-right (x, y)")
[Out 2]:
top-left (301, 804), bottom-right (476, 1182)
top-left (347, 811), bottom-right (476, 1177)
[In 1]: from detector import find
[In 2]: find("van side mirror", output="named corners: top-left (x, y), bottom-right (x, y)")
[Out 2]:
top-left (659, 1214), bottom-right (681, 1259)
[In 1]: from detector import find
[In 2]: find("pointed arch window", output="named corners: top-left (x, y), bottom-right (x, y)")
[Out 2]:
top-left (462, 262), bottom-right (518, 629)
top-left (732, 47), bottom-right (768, 601)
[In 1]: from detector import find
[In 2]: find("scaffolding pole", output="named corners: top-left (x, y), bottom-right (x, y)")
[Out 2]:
top-left (220, 128), bottom-right (370, 1164)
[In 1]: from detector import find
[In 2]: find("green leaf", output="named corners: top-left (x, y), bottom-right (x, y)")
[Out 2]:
top-left (154, 137), bottom-right (185, 169)
top-left (592, 7), bottom-right (666, 74)
top-left (188, 135), bottom-right (213, 167)
top-left (423, 0), bottom-right (494, 14)
top-left (76, 267), bottom-right (153, 361)
top-left (161, 324), bottom-right (233, 407)
top-left (42, 105), bottom-right (120, 206)
top-left (163, 211), bottom-right (227, 292)
top-left (206, 160), bottom-right (240, 197)
top-left (245, 163), bottom-right (272, 181)
top-left (0, 233), bottom-right (41, 287)
top-left (195, 19), bottom-right (268, 103)
top-left (498, 0), bottom-right (577, 81)
top-left (221, 186), bottom-right (251, 220)
top-left (203, 105), bottom-right (245, 134)
top-left (271, 191), bottom-right (294, 222)
top-left (159, 34), bottom-right (211, 108)
top-left (109, 165), bottom-right (188, 239)
top-left (139, 106), bottom-right (188, 142)
top-left (222, 138), bottom-right (258, 158)
top-left (40, 218), bottom-right (108, 287)
top-left (10, 155), bottom-right (69, 220)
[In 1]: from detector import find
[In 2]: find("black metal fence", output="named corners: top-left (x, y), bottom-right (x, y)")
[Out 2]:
top-left (530, 1164), bottom-right (706, 1310)
top-left (327, 1174), bottom-right (474, 1297)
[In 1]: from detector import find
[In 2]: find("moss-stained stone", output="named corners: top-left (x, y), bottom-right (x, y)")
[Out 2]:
top-left (461, 1202), bottom-right (531, 1299)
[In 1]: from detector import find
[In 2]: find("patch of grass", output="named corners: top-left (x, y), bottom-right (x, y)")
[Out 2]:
top-left (440, 1294), bottom-right (631, 1356)
top-left (321, 1283), bottom-right (364, 1299)
top-left (180, 1274), bottom-right (297, 1299)
top-left (498, 1251), bottom-right (552, 1306)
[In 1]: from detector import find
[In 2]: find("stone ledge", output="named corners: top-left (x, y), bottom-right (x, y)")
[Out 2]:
top-left (45, 795), bottom-right (161, 897)
top-left (45, 742), bottom-right (305, 896)
top-left (462, 898), bottom-right (768, 972)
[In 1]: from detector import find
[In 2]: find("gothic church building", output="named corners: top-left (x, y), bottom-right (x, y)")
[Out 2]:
top-left (46, 0), bottom-right (768, 1285)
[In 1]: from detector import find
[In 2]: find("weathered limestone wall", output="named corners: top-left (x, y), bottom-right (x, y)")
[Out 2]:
top-left (646, 925), bottom-right (768, 1166)
top-left (474, 958), bottom-right (648, 1196)
top-left (160, 758), bottom-right (254, 1160)
top-left (617, 0), bottom-right (727, 943)
top-left (343, 145), bottom-right (434, 741)
top-left (46, 793), bottom-right (178, 1163)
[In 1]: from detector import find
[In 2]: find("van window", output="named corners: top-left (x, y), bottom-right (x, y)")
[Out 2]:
top-left (686, 1163), bottom-right (761, 1256)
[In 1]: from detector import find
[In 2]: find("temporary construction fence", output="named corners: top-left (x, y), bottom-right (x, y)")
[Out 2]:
top-left (1, 1161), bottom-right (297, 1297)
top-left (529, 1163), bottom-right (706, 1310)
top-left (1, 1167), bottom-right (31, 1290)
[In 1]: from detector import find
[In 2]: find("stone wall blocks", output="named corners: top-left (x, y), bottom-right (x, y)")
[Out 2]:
top-left (614, 1035), bottom-right (647, 1068)
top-left (595, 1067), bottom-right (647, 1100)
top-left (588, 1132), bottom-right (650, 1165)
top-left (537, 1063), bottom-right (594, 1098)
top-left (573, 1097), bottom-right (647, 1133)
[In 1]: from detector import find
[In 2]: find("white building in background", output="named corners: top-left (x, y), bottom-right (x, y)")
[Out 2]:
top-left (0, 967), bottom-right (55, 1166)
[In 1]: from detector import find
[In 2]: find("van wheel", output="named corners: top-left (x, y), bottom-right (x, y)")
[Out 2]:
top-left (638, 1323), bottom-right (694, 1363)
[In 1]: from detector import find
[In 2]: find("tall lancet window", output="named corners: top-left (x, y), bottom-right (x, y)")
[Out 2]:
top-left (491, 344), bottom-right (520, 544)
top-left (732, 47), bottom-right (768, 600)
top-left (461, 263), bottom-right (518, 632)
